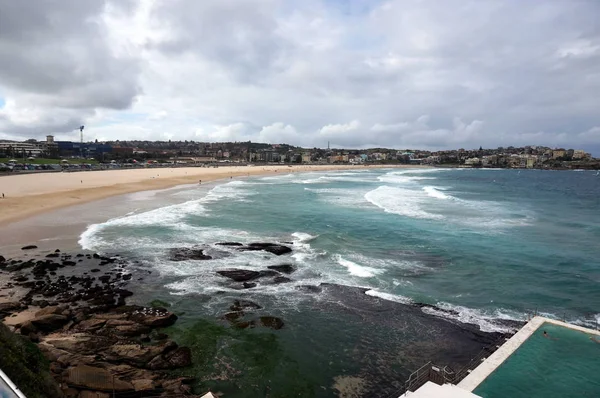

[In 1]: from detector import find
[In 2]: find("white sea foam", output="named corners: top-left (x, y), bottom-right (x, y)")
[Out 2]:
top-left (422, 186), bottom-right (452, 200)
top-left (421, 302), bottom-right (524, 333)
top-left (335, 255), bottom-right (384, 278)
top-left (364, 186), bottom-right (443, 219)
top-left (364, 290), bottom-right (413, 304)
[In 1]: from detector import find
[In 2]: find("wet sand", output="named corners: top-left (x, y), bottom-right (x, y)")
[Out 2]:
top-left (0, 164), bottom-right (420, 225)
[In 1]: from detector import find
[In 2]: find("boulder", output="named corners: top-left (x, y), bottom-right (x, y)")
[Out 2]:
top-left (35, 305), bottom-right (64, 317)
top-left (0, 301), bottom-right (22, 313)
top-left (19, 320), bottom-right (37, 335)
top-left (217, 269), bottom-right (261, 282)
top-left (267, 264), bottom-right (296, 274)
top-left (273, 276), bottom-right (292, 284)
top-left (114, 324), bottom-right (151, 337)
top-left (45, 335), bottom-right (116, 355)
top-left (105, 341), bottom-right (176, 367)
top-left (259, 316), bottom-right (284, 330)
top-left (168, 247), bottom-right (212, 261)
top-left (21, 245), bottom-right (38, 250)
top-left (230, 300), bottom-right (262, 311)
top-left (79, 391), bottom-right (110, 398)
top-left (239, 242), bottom-right (292, 255)
top-left (130, 308), bottom-right (178, 328)
top-left (131, 379), bottom-right (156, 392)
top-left (66, 365), bottom-right (134, 392)
top-left (76, 318), bottom-right (107, 332)
top-left (31, 314), bottom-right (69, 332)
top-left (165, 347), bottom-right (192, 368)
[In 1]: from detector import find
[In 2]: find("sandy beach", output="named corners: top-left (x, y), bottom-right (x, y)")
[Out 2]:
top-left (0, 164), bottom-right (419, 225)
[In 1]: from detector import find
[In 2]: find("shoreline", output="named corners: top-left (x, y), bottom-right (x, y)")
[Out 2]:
top-left (0, 164), bottom-right (421, 226)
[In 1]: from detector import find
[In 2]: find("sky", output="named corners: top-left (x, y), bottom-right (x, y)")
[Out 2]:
top-left (0, 0), bottom-right (599, 154)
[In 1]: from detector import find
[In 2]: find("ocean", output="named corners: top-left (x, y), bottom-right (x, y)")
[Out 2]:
top-left (77, 167), bottom-right (600, 396)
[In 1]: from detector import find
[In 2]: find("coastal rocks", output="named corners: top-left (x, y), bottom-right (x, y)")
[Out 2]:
top-left (169, 247), bottom-right (212, 261)
top-left (239, 242), bottom-right (292, 256)
top-left (67, 365), bottom-right (134, 392)
top-left (217, 269), bottom-right (261, 282)
top-left (216, 241), bottom-right (293, 255)
top-left (147, 347), bottom-right (192, 370)
top-left (129, 306), bottom-right (178, 327)
top-left (30, 314), bottom-right (69, 332)
top-left (21, 245), bottom-right (38, 250)
top-left (0, 249), bottom-right (199, 398)
top-left (267, 264), bottom-right (296, 274)
top-left (259, 316), bottom-right (284, 330)
top-left (0, 301), bottom-right (23, 313)
top-left (221, 300), bottom-right (285, 330)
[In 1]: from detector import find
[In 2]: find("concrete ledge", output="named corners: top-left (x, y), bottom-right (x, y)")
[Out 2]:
top-left (458, 316), bottom-right (600, 391)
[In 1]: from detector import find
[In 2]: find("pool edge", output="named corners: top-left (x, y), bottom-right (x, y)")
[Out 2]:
top-left (457, 316), bottom-right (600, 392)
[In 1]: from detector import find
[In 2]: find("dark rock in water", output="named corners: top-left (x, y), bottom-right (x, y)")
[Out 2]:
top-left (243, 282), bottom-right (257, 289)
top-left (240, 242), bottom-right (292, 256)
top-left (169, 247), bottom-right (212, 261)
top-left (216, 242), bottom-right (244, 246)
top-left (258, 270), bottom-right (279, 278)
top-left (92, 253), bottom-right (100, 259)
top-left (268, 264), bottom-right (296, 274)
top-left (75, 254), bottom-right (84, 257)
top-left (233, 320), bottom-right (256, 329)
top-left (295, 285), bottom-right (323, 293)
top-left (273, 276), bottom-right (292, 284)
top-left (221, 311), bottom-right (244, 322)
top-left (259, 316), bottom-right (284, 330)
top-left (45, 253), bottom-right (60, 258)
top-left (90, 268), bottom-right (100, 273)
top-left (13, 275), bottom-right (28, 282)
top-left (217, 269), bottom-right (261, 282)
top-left (165, 347), bottom-right (192, 368)
top-left (0, 255), bottom-right (6, 263)
top-left (54, 249), bottom-right (60, 253)
top-left (62, 261), bottom-right (76, 266)
top-left (230, 300), bottom-right (262, 311)
top-left (21, 245), bottom-right (38, 250)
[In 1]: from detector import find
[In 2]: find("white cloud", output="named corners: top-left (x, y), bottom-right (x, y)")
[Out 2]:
top-left (0, 0), bottom-right (599, 155)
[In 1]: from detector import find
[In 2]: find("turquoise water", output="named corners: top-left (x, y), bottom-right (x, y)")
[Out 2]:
top-left (474, 323), bottom-right (600, 397)
top-left (77, 168), bottom-right (600, 395)
top-left (80, 168), bottom-right (600, 331)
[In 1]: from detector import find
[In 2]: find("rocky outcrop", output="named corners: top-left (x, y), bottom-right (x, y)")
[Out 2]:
top-left (239, 242), bottom-right (292, 256)
top-left (0, 249), bottom-right (200, 398)
top-left (267, 264), bottom-right (296, 274)
top-left (66, 365), bottom-right (134, 392)
top-left (168, 247), bottom-right (212, 261)
top-left (217, 269), bottom-right (261, 282)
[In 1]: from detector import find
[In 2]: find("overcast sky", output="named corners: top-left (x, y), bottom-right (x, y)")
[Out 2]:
top-left (0, 0), bottom-right (599, 154)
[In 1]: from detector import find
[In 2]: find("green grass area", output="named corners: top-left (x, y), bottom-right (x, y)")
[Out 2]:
top-left (0, 157), bottom-right (99, 165)
top-left (0, 323), bottom-right (63, 398)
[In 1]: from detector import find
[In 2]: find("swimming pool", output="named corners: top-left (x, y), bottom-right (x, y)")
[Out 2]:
top-left (473, 322), bottom-right (600, 397)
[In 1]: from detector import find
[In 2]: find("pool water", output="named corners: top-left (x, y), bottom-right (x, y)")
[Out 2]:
top-left (474, 323), bottom-right (600, 398)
